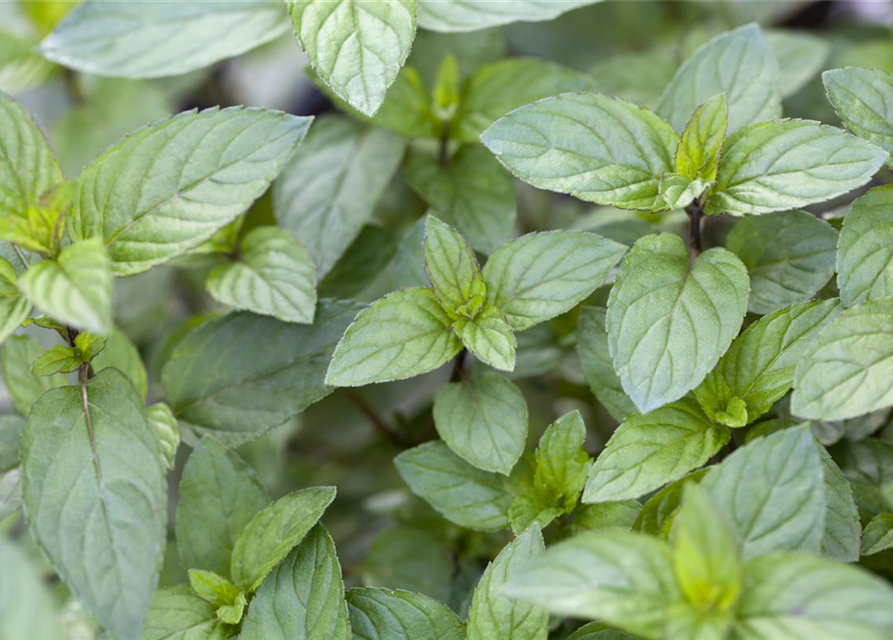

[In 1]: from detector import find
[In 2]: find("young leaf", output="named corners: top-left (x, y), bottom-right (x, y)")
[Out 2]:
top-left (862, 513), bottom-right (893, 556)
top-left (824, 66), bottom-right (893, 163)
top-left (658, 24), bottom-right (780, 134)
top-left (0, 258), bottom-right (30, 345)
top-left (346, 587), bottom-right (464, 640)
top-left (606, 234), bottom-right (749, 413)
top-left (21, 369), bottom-right (167, 640)
top-left (188, 569), bottom-right (242, 607)
top-left (17, 237), bottom-right (112, 333)
top-left (726, 210), bottom-right (838, 314)
top-left (1, 334), bottom-right (67, 415)
top-left (71, 107), bottom-right (311, 275)
top-left (0, 533), bottom-right (63, 640)
top-left (700, 425), bottom-right (825, 559)
top-left (705, 119), bottom-right (888, 216)
top-left (792, 297), bottom-right (893, 420)
top-left (467, 526), bottom-right (548, 640)
top-left (483, 230), bottom-right (627, 332)
top-left (289, 0), bottom-right (417, 117)
top-left (818, 446), bottom-right (861, 562)
top-left (30, 344), bottom-right (81, 375)
top-left (176, 437), bottom-right (269, 577)
top-left (837, 186), bottom-right (893, 307)
top-left (206, 226), bottom-right (317, 324)
top-left (325, 288), bottom-right (462, 386)
top-left (583, 399), bottom-right (729, 503)
top-left (675, 93), bottom-right (728, 182)
top-left (417, 0), bottom-right (599, 31)
top-left (139, 585), bottom-right (231, 640)
top-left (406, 144), bottom-right (516, 254)
top-left (395, 441), bottom-right (515, 531)
top-left (502, 531), bottom-right (680, 639)
top-left (694, 299), bottom-right (840, 427)
top-left (230, 486), bottom-right (337, 592)
top-left (240, 525), bottom-right (350, 640)
top-left (577, 306), bottom-right (637, 422)
top-left (659, 173), bottom-right (711, 210)
top-left (481, 93), bottom-right (679, 211)
top-left (453, 306), bottom-right (517, 371)
top-left (423, 215), bottom-right (486, 319)
top-left (535, 411), bottom-right (592, 511)
top-left (433, 372), bottom-right (528, 475)
top-left (273, 117), bottom-right (405, 277)
top-left (39, 1), bottom-right (288, 78)
top-left (163, 300), bottom-right (361, 445)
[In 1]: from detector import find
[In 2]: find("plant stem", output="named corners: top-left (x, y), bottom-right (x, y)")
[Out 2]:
top-left (344, 388), bottom-right (407, 448)
top-left (450, 349), bottom-right (467, 383)
top-left (685, 200), bottom-right (704, 254)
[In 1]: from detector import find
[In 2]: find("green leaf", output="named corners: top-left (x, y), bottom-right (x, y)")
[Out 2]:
top-left (139, 585), bottom-right (231, 640)
top-left (433, 372), bottom-right (528, 475)
top-left (726, 210), bottom-right (838, 314)
top-left (633, 469), bottom-right (709, 536)
top-left (675, 93), bottom-right (728, 182)
top-left (824, 67), bottom-right (893, 163)
top-left (21, 369), bottom-right (167, 640)
top-left (18, 237), bottom-right (112, 333)
top-left (502, 530), bottom-right (680, 639)
top-left (818, 445), bottom-right (861, 562)
top-left (735, 552), bottom-right (893, 640)
top-left (792, 297), bottom-right (893, 420)
top-left (395, 441), bottom-right (515, 531)
top-left (0, 414), bottom-right (24, 472)
top-left (765, 29), bottom-right (829, 98)
top-left (483, 230), bottom-right (626, 332)
top-left (188, 569), bottom-right (242, 607)
top-left (423, 215), bottom-right (486, 319)
top-left (30, 344), bottom-right (81, 375)
top-left (240, 525), bottom-right (350, 640)
top-left (672, 484), bottom-right (741, 611)
top-left (0, 258), bottom-right (29, 345)
top-left (567, 623), bottom-right (639, 640)
top-left (658, 24), bottom-right (780, 134)
top-left (230, 486), bottom-right (336, 592)
top-left (705, 119), bottom-right (888, 216)
top-left (467, 526), bottom-right (548, 640)
top-left (837, 186), bottom-right (893, 307)
top-left (535, 411), bottom-right (592, 511)
top-left (326, 288), bottom-right (462, 387)
top-left (482, 93), bottom-right (679, 211)
top-left (39, 1), bottom-right (287, 79)
top-left (406, 144), bottom-right (516, 254)
top-left (92, 326), bottom-right (148, 399)
top-left (583, 399), bottom-right (729, 503)
top-left (362, 527), bottom-right (453, 602)
top-left (207, 227), bottom-right (317, 324)
top-left (0, 533), bottom-right (63, 640)
top-left (833, 439), bottom-right (893, 521)
top-left (176, 437), bottom-right (269, 577)
top-left (452, 58), bottom-right (593, 142)
top-left (346, 587), bottom-right (464, 640)
top-left (607, 233), bottom-right (749, 413)
top-left (453, 306), bottom-right (516, 371)
top-left (577, 306), bottom-right (636, 422)
top-left (694, 299), bottom-right (840, 427)
top-left (572, 500), bottom-right (642, 535)
top-left (862, 513), bottom-right (893, 556)
top-left (659, 173), bottom-right (711, 210)
top-left (147, 402), bottom-right (179, 470)
top-left (289, 0), bottom-right (417, 117)
top-left (700, 425), bottom-right (824, 559)
top-left (164, 300), bottom-right (361, 445)
top-left (1, 334), bottom-right (67, 415)
top-left (71, 107), bottom-right (311, 276)
top-left (273, 117), bottom-right (405, 277)
top-left (417, 0), bottom-right (599, 32)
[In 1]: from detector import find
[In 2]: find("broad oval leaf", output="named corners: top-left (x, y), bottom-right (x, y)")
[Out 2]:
top-left (21, 368), bottom-right (167, 640)
top-left (71, 106), bottom-right (311, 275)
top-left (290, 0), bottom-right (417, 117)
top-left (705, 119), bottom-right (888, 216)
top-left (576, 306), bottom-right (636, 422)
top-left (606, 233), bottom-right (749, 413)
top-left (417, 0), bottom-right (600, 32)
top-left (346, 587), bottom-right (464, 640)
top-left (837, 185), bottom-right (893, 307)
top-left (481, 93), bottom-right (679, 212)
top-left (824, 66), bottom-right (893, 163)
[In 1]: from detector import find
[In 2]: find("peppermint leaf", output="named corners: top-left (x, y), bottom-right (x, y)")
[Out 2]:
top-left (837, 186), bottom-right (893, 307)
top-left (346, 587), bottom-right (464, 640)
top-left (824, 66), bottom-right (893, 163)
top-left (423, 215), bottom-right (486, 319)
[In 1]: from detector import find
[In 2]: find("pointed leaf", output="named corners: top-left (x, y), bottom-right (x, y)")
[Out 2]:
top-left (837, 185), bottom-right (893, 307)
top-left (862, 513), bottom-right (893, 556)
top-left (675, 93), bottom-right (728, 181)
top-left (453, 306), bottom-right (516, 371)
top-left (418, 0), bottom-right (600, 32)
top-left (346, 587), bottom-right (464, 640)
top-left (824, 66), bottom-right (893, 163)
top-left (576, 306), bottom-right (636, 421)
top-left (818, 446), bottom-right (861, 562)
top-left (423, 215), bottom-right (485, 318)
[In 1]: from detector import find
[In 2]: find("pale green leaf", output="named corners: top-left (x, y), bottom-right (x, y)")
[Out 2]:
top-left (71, 107), bottom-right (311, 276)
top-left (576, 306), bottom-right (636, 422)
top-left (0, 533), bottom-right (63, 640)
top-left (30, 344), bottom-right (81, 375)
top-left (675, 93), bottom-right (728, 182)
top-left (0, 257), bottom-right (29, 345)
top-left (147, 402), bottom-right (179, 470)
top-left (346, 587), bottom-right (464, 640)
top-left (164, 300), bottom-right (360, 445)
top-left (21, 369), bottom-right (167, 640)
top-left (188, 569), bottom-right (241, 608)
top-left (18, 237), bottom-right (112, 333)
top-left (417, 0), bottom-right (600, 32)
top-left (1, 334), bottom-right (67, 415)
top-left (658, 24), bottom-right (780, 134)
top-left (240, 525), bottom-right (350, 640)
top-left (792, 297), bottom-right (893, 420)
top-left (824, 66), bottom-right (893, 163)
top-left (484, 230), bottom-right (626, 332)
top-left (607, 233), bottom-right (749, 413)
top-left (207, 227), bottom-right (317, 324)
top-left (273, 117), bottom-right (405, 277)
top-left (289, 0), bottom-right (417, 117)
top-left (482, 93), bottom-right (678, 211)
top-left (726, 210), bottom-right (838, 314)
top-left (0, 414), bottom-right (24, 472)
top-left (230, 486), bottom-right (336, 592)
top-left (423, 215), bottom-right (485, 318)
top-left (837, 185), bottom-right (893, 307)
top-left (325, 288), bottom-right (462, 387)
top-left (534, 410), bottom-right (592, 511)
top-left (705, 119), bottom-right (888, 216)
top-left (584, 398), bottom-right (729, 503)
top-left (176, 437), bottom-right (269, 577)
top-left (862, 513), bottom-right (893, 556)
top-left (765, 30), bottom-right (829, 98)
top-left (92, 326), bottom-right (148, 399)
top-left (453, 306), bottom-right (516, 371)
top-left (659, 173), bottom-right (711, 210)
top-left (139, 585), bottom-right (231, 640)
top-left (818, 445), bottom-right (861, 562)
top-left (433, 372), bottom-right (527, 475)
top-left (467, 526), bottom-right (548, 640)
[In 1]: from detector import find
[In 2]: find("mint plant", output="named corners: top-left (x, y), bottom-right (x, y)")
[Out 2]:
top-left (3, 4), bottom-right (893, 640)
